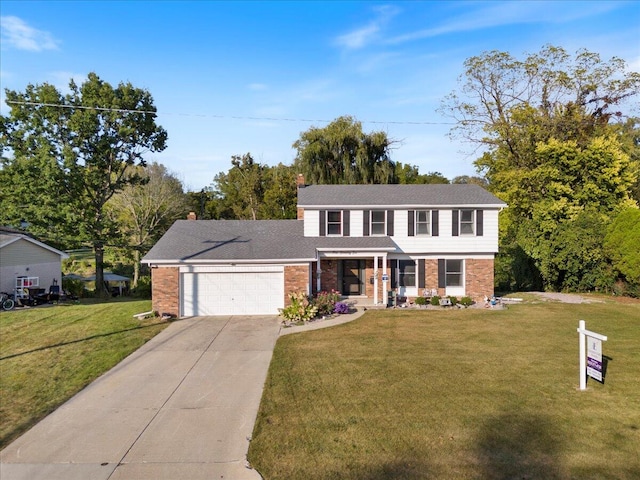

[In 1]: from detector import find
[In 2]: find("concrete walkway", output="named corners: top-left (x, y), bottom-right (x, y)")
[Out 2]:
top-left (1, 315), bottom-right (281, 480)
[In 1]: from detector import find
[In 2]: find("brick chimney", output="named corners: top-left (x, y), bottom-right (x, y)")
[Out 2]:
top-left (296, 173), bottom-right (306, 189)
top-left (187, 211), bottom-right (197, 220)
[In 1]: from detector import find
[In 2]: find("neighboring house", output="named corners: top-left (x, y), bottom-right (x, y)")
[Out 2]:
top-left (143, 178), bottom-right (507, 317)
top-left (0, 227), bottom-right (69, 296)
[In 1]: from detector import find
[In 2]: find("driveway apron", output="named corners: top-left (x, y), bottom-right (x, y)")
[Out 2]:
top-left (0, 315), bottom-right (281, 480)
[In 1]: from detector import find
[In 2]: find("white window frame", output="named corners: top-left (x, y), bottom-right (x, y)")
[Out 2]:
top-left (396, 259), bottom-right (416, 288)
top-left (459, 209), bottom-right (475, 235)
top-left (415, 210), bottom-right (431, 236)
top-left (326, 210), bottom-right (342, 236)
top-left (370, 210), bottom-right (386, 236)
top-left (445, 259), bottom-right (463, 287)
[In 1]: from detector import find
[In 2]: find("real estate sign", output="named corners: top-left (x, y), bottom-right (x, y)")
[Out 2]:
top-left (587, 337), bottom-right (603, 382)
top-left (577, 320), bottom-right (607, 390)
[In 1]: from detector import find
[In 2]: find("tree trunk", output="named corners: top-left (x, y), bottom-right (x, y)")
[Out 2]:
top-left (132, 249), bottom-right (140, 288)
top-left (94, 244), bottom-right (109, 298)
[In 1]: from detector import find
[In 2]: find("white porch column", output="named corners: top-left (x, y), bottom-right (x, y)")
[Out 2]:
top-left (382, 253), bottom-right (388, 303)
top-left (316, 257), bottom-right (322, 292)
top-left (373, 255), bottom-right (379, 305)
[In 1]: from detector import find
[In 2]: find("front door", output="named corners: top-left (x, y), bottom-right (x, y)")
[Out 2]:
top-left (341, 259), bottom-right (364, 295)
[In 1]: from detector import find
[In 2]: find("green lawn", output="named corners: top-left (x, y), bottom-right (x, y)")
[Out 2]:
top-left (249, 298), bottom-right (640, 480)
top-left (0, 299), bottom-right (169, 448)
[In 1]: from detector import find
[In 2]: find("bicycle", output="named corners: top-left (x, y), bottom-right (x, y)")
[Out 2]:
top-left (1, 292), bottom-right (15, 311)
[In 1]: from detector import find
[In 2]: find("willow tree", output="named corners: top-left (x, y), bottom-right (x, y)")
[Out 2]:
top-left (293, 115), bottom-right (396, 184)
top-left (1, 73), bottom-right (167, 295)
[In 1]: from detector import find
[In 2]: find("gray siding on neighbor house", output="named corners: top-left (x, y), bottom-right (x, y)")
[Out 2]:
top-left (0, 239), bottom-right (65, 294)
top-left (1, 238), bottom-right (61, 266)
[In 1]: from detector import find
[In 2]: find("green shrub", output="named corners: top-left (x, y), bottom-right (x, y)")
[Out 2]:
top-left (430, 295), bottom-right (441, 306)
top-left (414, 296), bottom-right (427, 306)
top-left (314, 290), bottom-right (341, 315)
top-left (132, 276), bottom-right (152, 299)
top-left (460, 296), bottom-right (474, 307)
top-left (62, 277), bottom-right (87, 298)
top-left (280, 292), bottom-right (318, 323)
top-left (448, 296), bottom-right (458, 306)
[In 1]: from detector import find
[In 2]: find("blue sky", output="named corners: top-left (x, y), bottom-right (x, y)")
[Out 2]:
top-left (1, 1), bottom-right (639, 191)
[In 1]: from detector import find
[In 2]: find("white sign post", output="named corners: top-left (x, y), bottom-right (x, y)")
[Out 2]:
top-left (577, 320), bottom-right (607, 390)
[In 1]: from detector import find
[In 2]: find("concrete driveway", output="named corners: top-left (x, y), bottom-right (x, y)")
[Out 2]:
top-left (0, 315), bottom-right (281, 480)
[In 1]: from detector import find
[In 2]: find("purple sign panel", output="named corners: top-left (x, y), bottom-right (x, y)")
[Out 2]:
top-left (587, 337), bottom-right (603, 382)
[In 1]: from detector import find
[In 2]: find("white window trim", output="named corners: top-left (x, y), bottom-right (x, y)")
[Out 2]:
top-left (415, 209), bottom-right (431, 236)
top-left (370, 210), bottom-right (386, 236)
top-left (445, 259), bottom-right (464, 287)
top-left (326, 210), bottom-right (342, 236)
top-left (459, 209), bottom-right (475, 236)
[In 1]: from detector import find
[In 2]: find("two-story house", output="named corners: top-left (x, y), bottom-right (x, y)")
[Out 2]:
top-left (143, 177), bottom-right (506, 317)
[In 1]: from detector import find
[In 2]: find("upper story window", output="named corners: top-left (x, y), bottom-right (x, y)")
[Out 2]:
top-left (452, 209), bottom-right (482, 237)
top-left (416, 210), bottom-right (431, 235)
top-left (370, 210), bottom-right (386, 235)
top-left (327, 210), bottom-right (342, 235)
top-left (460, 209), bottom-right (475, 235)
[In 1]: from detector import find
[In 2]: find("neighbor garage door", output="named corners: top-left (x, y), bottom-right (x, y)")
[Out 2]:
top-left (181, 267), bottom-right (284, 316)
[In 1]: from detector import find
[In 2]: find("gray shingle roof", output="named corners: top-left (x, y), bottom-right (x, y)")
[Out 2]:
top-left (143, 220), bottom-right (310, 262)
top-left (143, 220), bottom-right (398, 263)
top-left (297, 184), bottom-right (506, 207)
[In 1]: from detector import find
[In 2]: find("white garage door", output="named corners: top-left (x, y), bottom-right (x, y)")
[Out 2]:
top-left (181, 269), bottom-right (284, 316)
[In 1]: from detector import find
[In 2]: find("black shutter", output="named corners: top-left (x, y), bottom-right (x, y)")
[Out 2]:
top-left (363, 210), bottom-right (370, 236)
top-left (408, 210), bottom-right (415, 236)
top-left (319, 210), bottom-right (326, 237)
top-left (452, 210), bottom-right (459, 236)
top-left (343, 210), bottom-right (350, 237)
top-left (476, 210), bottom-right (483, 236)
top-left (390, 261), bottom-right (398, 288)
top-left (438, 259), bottom-right (446, 288)
top-left (432, 210), bottom-right (439, 236)
top-left (418, 259), bottom-right (425, 289)
top-left (387, 210), bottom-right (394, 236)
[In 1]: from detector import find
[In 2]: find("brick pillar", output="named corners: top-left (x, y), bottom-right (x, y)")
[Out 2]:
top-left (151, 267), bottom-right (180, 317)
top-left (284, 265), bottom-right (311, 305)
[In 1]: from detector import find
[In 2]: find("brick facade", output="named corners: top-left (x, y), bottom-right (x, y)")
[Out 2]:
top-left (464, 258), bottom-right (494, 301)
top-left (284, 265), bottom-right (310, 305)
top-left (151, 267), bottom-right (180, 317)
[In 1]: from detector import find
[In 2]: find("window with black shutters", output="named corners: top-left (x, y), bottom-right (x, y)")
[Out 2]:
top-left (371, 210), bottom-right (386, 235)
top-left (416, 210), bottom-right (430, 235)
top-left (327, 210), bottom-right (342, 235)
top-left (445, 259), bottom-right (463, 287)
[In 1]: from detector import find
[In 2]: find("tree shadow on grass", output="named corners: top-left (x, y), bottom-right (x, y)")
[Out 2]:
top-left (0, 321), bottom-right (169, 361)
top-left (475, 411), bottom-right (565, 480)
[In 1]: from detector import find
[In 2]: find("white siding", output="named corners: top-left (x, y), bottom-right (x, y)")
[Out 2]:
top-left (302, 208), bottom-right (501, 254)
top-left (350, 210), bottom-right (364, 237)
top-left (304, 210), bottom-right (320, 237)
top-left (391, 208), bottom-right (500, 254)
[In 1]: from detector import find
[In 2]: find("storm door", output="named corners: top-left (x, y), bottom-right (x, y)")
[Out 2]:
top-left (340, 259), bottom-right (364, 295)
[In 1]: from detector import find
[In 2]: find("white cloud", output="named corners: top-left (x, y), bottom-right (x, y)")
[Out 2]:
top-left (248, 83), bottom-right (268, 91)
top-left (0, 16), bottom-right (59, 51)
top-left (388, 1), bottom-right (623, 45)
top-left (334, 4), bottom-right (401, 50)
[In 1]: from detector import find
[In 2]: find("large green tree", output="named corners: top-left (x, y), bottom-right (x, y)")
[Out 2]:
top-left (107, 162), bottom-right (188, 286)
top-left (293, 115), bottom-right (396, 184)
top-left (1, 73), bottom-right (167, 295)
top-left (441, 46), bottom-right (640, 292)
top-left (210, 155), bottom-right (297, 220)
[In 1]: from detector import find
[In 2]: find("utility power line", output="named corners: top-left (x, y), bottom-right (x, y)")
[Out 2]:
top-left (5, 100), bottom-right (457, 126)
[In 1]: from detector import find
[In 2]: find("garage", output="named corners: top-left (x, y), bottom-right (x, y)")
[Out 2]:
top-left (180, 267), bottom-right (284, 316)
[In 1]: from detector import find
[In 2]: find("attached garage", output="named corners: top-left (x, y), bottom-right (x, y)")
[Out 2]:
top-left (180, 266), bottom-right (284, 316)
